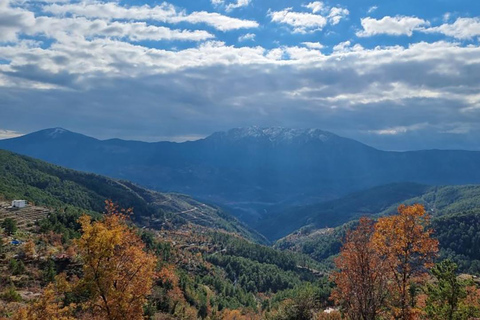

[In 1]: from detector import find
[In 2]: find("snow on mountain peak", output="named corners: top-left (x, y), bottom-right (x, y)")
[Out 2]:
top-left (46, 127), bottom-right (69, 138)
top-left (209, 126), bottom-right (336, 144)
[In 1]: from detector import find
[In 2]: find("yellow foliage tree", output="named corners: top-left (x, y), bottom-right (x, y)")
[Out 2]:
top-left (76, 201), bottom-right (157, 320)
top-left (373, 204), bottom-right (438, 320)
top-left (23, 239), bottom-right (36, 259)
top-left (13, 283), bottom-right (75, 320)
top-left (331, 218), bottom-right (390, 320)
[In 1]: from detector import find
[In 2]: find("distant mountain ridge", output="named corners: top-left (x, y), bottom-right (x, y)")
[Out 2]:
top-left (3, 126), bottom-right (480, 230)
top-left (206, 127), bottom-right (341, 144)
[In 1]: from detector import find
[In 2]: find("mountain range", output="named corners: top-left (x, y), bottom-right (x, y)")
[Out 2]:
top-left (3, 126), bottom-right (480, 231)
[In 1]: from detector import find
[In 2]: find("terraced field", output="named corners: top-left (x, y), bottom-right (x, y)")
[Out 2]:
top-left (0, 201), bottom-right (50, 231)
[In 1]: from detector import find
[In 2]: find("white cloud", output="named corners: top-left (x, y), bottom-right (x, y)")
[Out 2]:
top-left (369, 123), bottom-right (428, 135)
top-left (270, 3), bottom-right (348, 33)
top-left (225, 0), bottom-right (251, 12)
top-left (367, 6), bottom-right (378, 14)
top-left (44, 2), bottom-right (259, 32)
top-left (332, 40), bottom-right (363, 52)
top-left (30, 17), bottom-right (215, 42)
top-left (180, 11), bottom-right (258, 31)
top-left (238, 33), bottom-right (255, 42)
top-left (443, 12), bottom-right (451, 23)
top-left (357, 16), bottom-right (429, 37)
top-left (211, 0), bottom-right (250, 11)
top-left (301, 41), bottom-right (324, 49)
top-left (357, 15), bottom-right (480, 40)
top-left (304, 1), bottom-right (326, 14)
top-left (0, 0), bottom-right (35, 41)
top-left (0, 129), bottom-right (22, 139)
top-left (328, 7), bottom-right (349, 25)
top-left (4, 39), bottom-right (480, 149)
top-left (270, 8), bottom-right (327, 33)
top-left (0, 0), bottom-right (214, 43)
top-left (423, 18), bottom-right (480, 40)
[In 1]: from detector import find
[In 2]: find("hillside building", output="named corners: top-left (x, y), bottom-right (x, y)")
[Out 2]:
top-left (11, 200), bottom-right (27, 208)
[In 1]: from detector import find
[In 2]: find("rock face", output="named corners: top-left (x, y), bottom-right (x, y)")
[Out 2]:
top-left (2, 126), bottom-right (480, 227)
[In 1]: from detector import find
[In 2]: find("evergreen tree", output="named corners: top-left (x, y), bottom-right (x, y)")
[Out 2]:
top-left (2, 218), bottom-right (17, 235)
top-left (425, 260), bottom-right (467, 320)
top-left (42, 259), bottom-right (57, 284)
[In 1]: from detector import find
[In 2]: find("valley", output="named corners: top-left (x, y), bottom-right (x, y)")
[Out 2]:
top-left (2, 128), bottom-right (480, 319)
top-left (3, 127), bottom-right (480, 230)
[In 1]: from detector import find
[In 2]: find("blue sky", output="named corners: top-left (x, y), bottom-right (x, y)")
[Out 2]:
top-left (1, 0), bottom-right (480, 150)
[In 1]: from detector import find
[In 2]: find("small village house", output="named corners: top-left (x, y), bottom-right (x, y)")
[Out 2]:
top-left (11, 200), bottom-right (27, 208)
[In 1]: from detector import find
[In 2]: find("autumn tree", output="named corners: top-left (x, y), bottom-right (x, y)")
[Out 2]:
top-left (373, 204), bottom-right (438, 320)
top-left (157, 264), bottom-right (185, 313)
top-left (13, 283), bottom-right (75, 320)
top-left (23, 239), bottom-right (37, 259)
top-left (331, 218), bottom-right (390, 320)
top-left (75, 201), bottom-right (157, 320)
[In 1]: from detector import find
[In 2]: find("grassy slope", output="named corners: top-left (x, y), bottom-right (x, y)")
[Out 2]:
top-left (0, 149), bottom-right (264, 243)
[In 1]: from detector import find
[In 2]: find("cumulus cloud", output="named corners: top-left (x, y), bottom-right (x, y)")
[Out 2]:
top-left (238, 33), bottom-right (255, 42)
top-left (0, 0), bottom-right (35, 41)
top-left (423, 17), bottom-right (480, 40)
top-left (332, 40), bottom-right (363, 52)
top-left (328, 7), bottom-right (349, 25)
top-left (358, 16), bottom-right (480, 40)
top-left (226, 0), bottom-right (251, 11)
top-left (301, 42), bottom-right (324, 49)
top-left (44, 2), bottom-right (259, 31)
top-left (357, 15), bottom-right (429, 37)
top-left (269, 8), bottom-right (327, 33)
top-left (270, 2), bottom-right (348, 33)
top-left (30, 17), bottom-right (215, 42)
top-left (0, 0), bottom-right (215, 44)
top-left (3, 36), bottom-right (480, 149)
top-left (304, 1), bottom-right (325, 14)
top-left (211, 0), bottom-right (251, 11)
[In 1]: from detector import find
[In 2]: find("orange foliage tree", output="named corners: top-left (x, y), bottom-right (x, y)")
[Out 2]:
top-left (23, 239), bottom-right (37, 259)
top-left (373, 204), bottom-right (438, 320)
top-left (13, 283), bottom-right (75, 320)
top-left (75, 201), bottom-right (157, 320)
top-left (331, 218), bottom-right (390, 320)
top-left (157, 264), bottom-right (185, 312)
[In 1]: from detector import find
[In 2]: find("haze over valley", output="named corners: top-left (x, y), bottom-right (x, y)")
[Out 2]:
top-left (3, 126), bottom-right (480, 239)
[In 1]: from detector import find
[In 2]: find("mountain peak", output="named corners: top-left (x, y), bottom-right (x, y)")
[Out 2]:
top-left (44, 127), bottom-right (70, 138)
top-left (16, 127), bottom-right (96, 143)
top-left (207, 126), bottom-right (337, 144)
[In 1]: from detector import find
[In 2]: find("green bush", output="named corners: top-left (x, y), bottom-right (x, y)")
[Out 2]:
top-left (1, 286), bottom-right (22, 302)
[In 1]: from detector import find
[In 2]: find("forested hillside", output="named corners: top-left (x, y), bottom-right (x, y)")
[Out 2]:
top-left (264, 183), bottom-right (480, 240)
top-left (0, 200), bottom-right (333, 319)
top-left (0, 149), bottom-right (263, 242)
top-left (259, 183), bottom-right (431, 240)
top-left (277, 207), bottom-right (480, 275)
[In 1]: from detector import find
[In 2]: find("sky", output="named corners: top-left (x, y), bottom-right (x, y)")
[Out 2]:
top-left (1, 0), bottom-right (480, 150)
